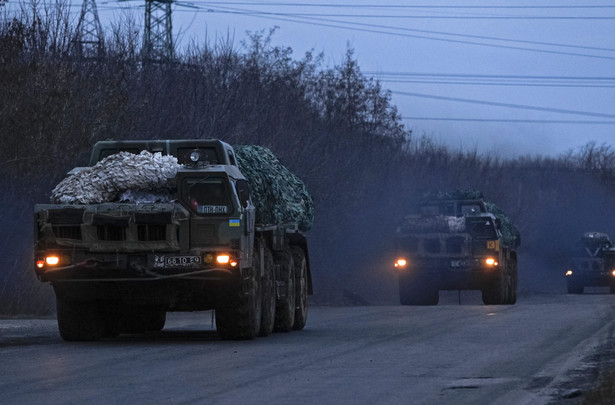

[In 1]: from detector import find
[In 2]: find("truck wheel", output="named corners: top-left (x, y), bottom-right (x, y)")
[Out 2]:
top-left (482, 271), bottom-right (507, 305)
top-left (507, 259), bottom-right (518, 305)
top-left (144, 310), bottom-right (166, 332)
top-left (259, 247), bottom-right (276, 337)
top-left (274, 250), bottom-right (296, 332)
top-left (398, 274), bottom-right (439, 306)
top-left (567, 280), bottom-right (584, 294)
top-left (216, 264), bottom-right (262, 340)
top-left (291, 246), bottom-right (308, 330)
top-left (56, 299), bottom-right (106, 341)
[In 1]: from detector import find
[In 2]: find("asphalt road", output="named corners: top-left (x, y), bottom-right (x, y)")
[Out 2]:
top-left (1, 293), bottom-right (614, 405)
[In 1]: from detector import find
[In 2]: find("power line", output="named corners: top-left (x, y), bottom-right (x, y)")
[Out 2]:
top-left (184, 2), bottom-right (615, 10)
top-left (381, 80), bottom-right (615, 88)
top-left (402, 117), bottom-right (615, 124)
top-left (177, 5), bottom-right (615, 61)
top-left (392, 90), bottom-right (615, 119)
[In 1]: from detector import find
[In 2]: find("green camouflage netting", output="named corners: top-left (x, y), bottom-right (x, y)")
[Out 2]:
top-left (421, 189), bottom-right (485, 201)
top-left (234, 145), bottom-right (314, 232)
top-left (484, 202), bottom-right (521, 248)
top-left (422, 189), bottom-right (521, 247)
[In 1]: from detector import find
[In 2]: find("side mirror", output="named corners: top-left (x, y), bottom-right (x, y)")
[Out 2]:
top-left (236, 179), bottom-right (251, 208)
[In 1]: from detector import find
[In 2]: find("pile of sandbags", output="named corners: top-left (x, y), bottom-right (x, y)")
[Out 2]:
top-left (234, 145), bottom-right (314, 232)
top-left (51, 151), bottom-right (181, 204)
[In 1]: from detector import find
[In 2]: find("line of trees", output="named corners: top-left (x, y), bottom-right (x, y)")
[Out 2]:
top-left (2, 4), bottom-right (615, 313)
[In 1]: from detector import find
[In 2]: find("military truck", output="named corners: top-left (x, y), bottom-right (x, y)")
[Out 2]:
top-left (34, 139), bottom-right (313, 341)
top-left (393, 191), bottom-right (520, 305)
top-left (565, 232), bottom-right (615, 294)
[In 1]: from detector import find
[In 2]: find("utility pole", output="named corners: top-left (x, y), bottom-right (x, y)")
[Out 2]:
top-left (143, 0), bottom-right (175, 60)
top-left (74, 0), bottom-right (104, 58)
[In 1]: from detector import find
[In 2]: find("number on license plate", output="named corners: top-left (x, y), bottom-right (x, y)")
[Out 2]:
top-left (162, 256), bottom-right (201, 267)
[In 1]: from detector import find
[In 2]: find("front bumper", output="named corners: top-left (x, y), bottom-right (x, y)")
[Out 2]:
top-left (398, 257), bottom-right (500, 290)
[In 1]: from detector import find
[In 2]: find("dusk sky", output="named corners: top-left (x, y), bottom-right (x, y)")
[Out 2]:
top-left (13, 0), bottom-right (615, 157)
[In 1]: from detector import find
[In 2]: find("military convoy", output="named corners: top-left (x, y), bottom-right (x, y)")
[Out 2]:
top-left (34, 139), bottom-right (313, 341)
top-left (393, 191), bottom-right (520, 306)
top-left (565, 232), bottom-right (615, 294)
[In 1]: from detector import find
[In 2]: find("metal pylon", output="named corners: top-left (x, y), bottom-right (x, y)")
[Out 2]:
top-left (143, 0), bottom-right (175, 60)
top-left (74, 0), bottom-right (104, 57)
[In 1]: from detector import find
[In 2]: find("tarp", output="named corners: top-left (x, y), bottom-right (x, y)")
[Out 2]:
top-left (51, 151), bottom-right (180, 204)
top-left (234, 145), bottom-right (314, 231)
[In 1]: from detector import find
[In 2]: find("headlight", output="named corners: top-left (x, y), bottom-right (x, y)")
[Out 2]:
top-left (190, 151), bottom-right (201, 162)
top-left (485, 257), bottom-right (498, 267)
top-left (216, 254), bottom-right (238, 268)
top-left (611, 270), bottom-right (615, 277)
top-left (566, 270), bottom-right (573, 276)
top-left (216, 254), bottom-right (230, 264)
top-left (394, 258), bottom-right (408, 268)
top-left (45, 256), bottom-right (60, 266)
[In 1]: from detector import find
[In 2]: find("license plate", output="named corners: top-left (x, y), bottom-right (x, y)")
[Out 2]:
top-left (154, 255), bottom-right (201, 267)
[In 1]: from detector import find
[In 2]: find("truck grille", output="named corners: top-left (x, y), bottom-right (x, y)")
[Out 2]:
top-left (52, 225), bottom-right (82, 240)
top-left (445, 236), bottom-right (465, 254)
top-left (137, 224), bottom-right (166, 241)
top-left (97, 225), bottom-right (126, 241)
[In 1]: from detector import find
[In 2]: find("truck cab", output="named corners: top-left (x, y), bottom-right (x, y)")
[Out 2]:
top-left (394, 197), bottom-right (518, 306)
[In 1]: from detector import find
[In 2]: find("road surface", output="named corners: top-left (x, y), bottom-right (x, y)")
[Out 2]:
top-left (1, 293), bottom-right (614, 404)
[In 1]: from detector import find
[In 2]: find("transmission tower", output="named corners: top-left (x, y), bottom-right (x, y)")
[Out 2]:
top-left (74, 0), bottom-right (104, 58)
top-left (143, 0), bottom-right (175, 60)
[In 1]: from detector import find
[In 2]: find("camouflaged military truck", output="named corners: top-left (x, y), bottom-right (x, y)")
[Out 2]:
top-left (565, 232), bottom-right (615, 294)
top-left (394, 191), bottom-right (520, 306)
top-left (34, 140), bottom-right (313, 341)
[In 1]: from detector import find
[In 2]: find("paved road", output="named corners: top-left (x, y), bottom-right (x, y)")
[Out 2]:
top-left (1, 293), bottom-right (614, 405)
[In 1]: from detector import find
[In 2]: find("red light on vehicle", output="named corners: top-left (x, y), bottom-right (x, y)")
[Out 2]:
top-left (36, 260), bottom-right (45, 269)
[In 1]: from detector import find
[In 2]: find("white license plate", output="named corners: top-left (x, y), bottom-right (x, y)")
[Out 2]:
top-left (160, 255), bottom-right (201, 267)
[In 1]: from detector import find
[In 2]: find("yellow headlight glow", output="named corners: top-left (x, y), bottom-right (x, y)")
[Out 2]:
top-left (611, 270), bottom-right (615, 277)
top-left (485, 258), bottom-right (498, 266)
top-left (45, 256), bottom-right (60, 266)
top-left (216, 255), bottom-right (230, 264)
top-left (394, 258), bottom-right (407, 268)
top-left (566, 270), bottom-right (573, 276)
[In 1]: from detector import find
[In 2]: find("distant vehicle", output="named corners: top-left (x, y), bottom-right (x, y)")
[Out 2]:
top-left (393, 191), bottom-right (520, 305)
top-left (34, 139), bottom-right (313, 341)
top-left (565, 232), bottom-right (615, 294)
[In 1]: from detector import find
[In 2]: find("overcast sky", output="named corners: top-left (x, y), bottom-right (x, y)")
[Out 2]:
top-left (15, 0), bottom-right (615, 157)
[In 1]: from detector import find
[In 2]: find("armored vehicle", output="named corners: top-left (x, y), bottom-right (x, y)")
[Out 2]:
top-left (394, 191), bottom-right (520, 305)
top-left (565, 232), bottom-right (615, 294)
top-left (34, 139), bottom-right (313, 341)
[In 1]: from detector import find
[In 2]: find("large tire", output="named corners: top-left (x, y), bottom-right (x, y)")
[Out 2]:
top-left (482, 269), bottom-right (507, 305)
top-left (291, 246), bottom-right (308, 331)
top-left (567, 280), bottom-right (584, 294)
top-left (399, 274), bottom-right (439, 306)
top-left (507, 258), bottom-right (518, 305)
top-left (274, 250), bottom-right (296, 332)
top-left (216, 263), bottom-right (262, 340)
top-left (259, 246), bottom-right (276, 337)
top-left (56, 299), bottom-right (106, 342)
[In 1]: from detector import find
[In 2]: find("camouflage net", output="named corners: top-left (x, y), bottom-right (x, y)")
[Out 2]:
top-left (484, 202), bottom-right (521, 248)
top-left (51, 151), bottom-right (181, 204)
top-left (234, 145), bottom-right (314, 231)
top-left (422, 189), bottom-right (521, 247)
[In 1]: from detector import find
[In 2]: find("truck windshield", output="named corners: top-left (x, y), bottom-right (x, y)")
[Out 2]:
top-left (467, 218), bottom-right (497, 239)
top-left (185, 177), bottom-right (233, 214)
